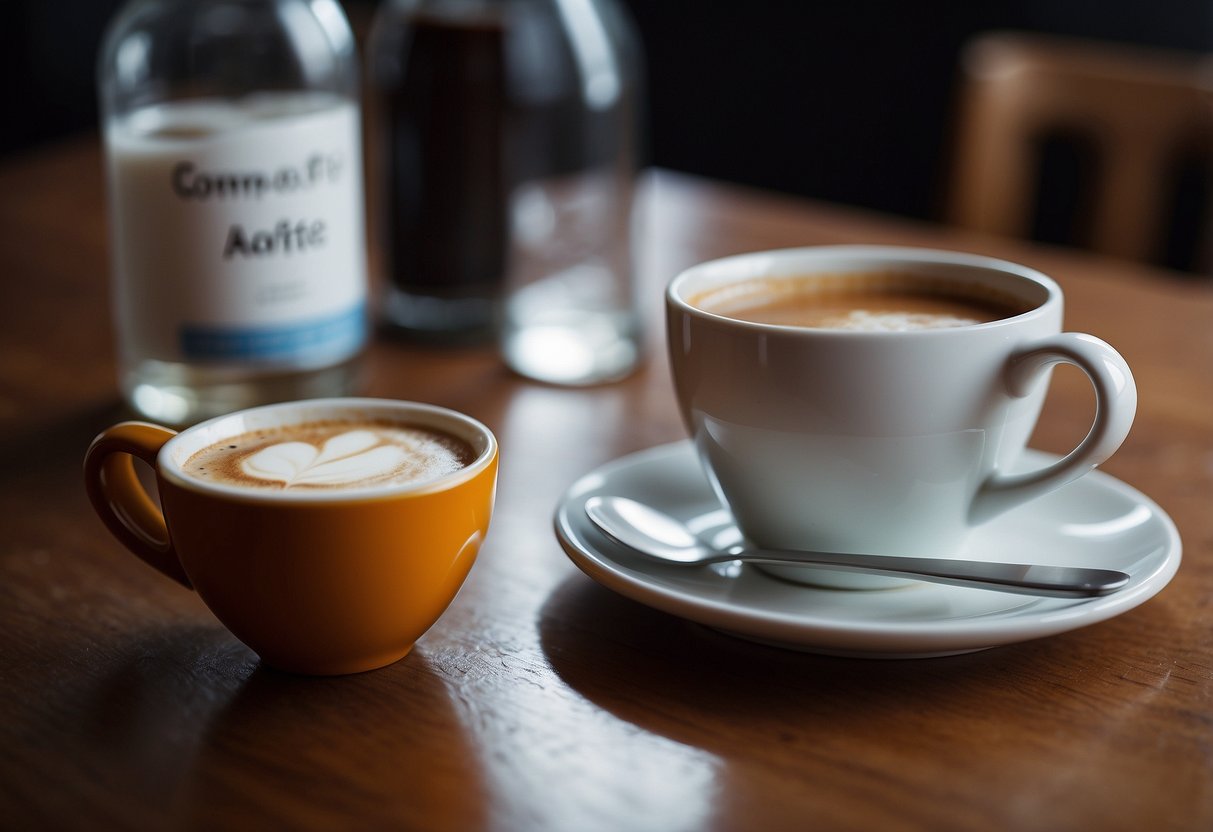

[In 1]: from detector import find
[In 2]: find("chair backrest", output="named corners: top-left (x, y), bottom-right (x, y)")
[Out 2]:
top-left (948, 32), bottom-right (1213, 272)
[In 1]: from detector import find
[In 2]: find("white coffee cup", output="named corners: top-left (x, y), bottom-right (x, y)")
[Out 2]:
top-left (666, 246), bottom-right (1137, 589)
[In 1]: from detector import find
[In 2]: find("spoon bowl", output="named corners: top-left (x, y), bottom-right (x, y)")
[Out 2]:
top-left (584, 495), bottom-right (1130, 598)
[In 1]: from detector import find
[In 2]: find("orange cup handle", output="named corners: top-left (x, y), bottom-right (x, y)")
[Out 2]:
top-left (83, 422), bottom-right (192, 588)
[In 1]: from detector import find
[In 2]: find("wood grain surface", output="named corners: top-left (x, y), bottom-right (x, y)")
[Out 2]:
top-left (1, 138), bottom-right (1210, 831)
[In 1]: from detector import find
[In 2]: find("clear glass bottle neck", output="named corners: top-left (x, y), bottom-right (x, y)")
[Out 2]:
top-left (99, 0), bottom-right (358, 118)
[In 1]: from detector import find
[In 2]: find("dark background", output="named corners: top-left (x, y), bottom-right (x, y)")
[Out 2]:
top-left (6, 0), bottom-right (1210, 241)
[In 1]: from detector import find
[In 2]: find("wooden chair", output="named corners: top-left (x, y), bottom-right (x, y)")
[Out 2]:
top-left (948, 32), bottom-right (1213, 272)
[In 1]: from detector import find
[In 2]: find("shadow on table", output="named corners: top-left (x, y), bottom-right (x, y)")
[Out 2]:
top-left (55, 621), bottom-right (487, 828)
top-left (537, 571), bottom-right (1133, 753)
top-left (538, 566), bottom-right (1186, 832)
top-left (181, 645), bottom-right (487, 829)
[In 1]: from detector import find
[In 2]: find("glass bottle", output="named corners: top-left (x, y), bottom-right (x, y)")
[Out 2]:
top-left (98, 0), bottom-right (368, 424)
top-left (369, 0), bottom-right (643, 383)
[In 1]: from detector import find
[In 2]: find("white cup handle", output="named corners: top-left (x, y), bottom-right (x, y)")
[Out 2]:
top-left (969, 333), bottom-right (1137, 525)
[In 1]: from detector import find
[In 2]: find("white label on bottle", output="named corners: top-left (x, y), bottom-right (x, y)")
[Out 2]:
top-left (105, 93), bottom-right (367, 366)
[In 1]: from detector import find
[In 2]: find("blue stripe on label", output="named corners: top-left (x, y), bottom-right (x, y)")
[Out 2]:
top-left (181, 303), bottom-right (366, 361)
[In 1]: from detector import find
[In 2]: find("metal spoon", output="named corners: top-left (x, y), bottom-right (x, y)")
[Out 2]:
top-left (583, 495), bottom-right (1130, 598)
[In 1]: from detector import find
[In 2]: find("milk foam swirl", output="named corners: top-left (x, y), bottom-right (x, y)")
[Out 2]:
top-left (183, 421), bottom-right (473, 491)
top-left (241, 430), bottom-right (409, 487)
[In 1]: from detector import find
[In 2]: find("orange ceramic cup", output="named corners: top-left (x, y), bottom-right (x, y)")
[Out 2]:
top-left (84, 398), bottom-right (498, 675)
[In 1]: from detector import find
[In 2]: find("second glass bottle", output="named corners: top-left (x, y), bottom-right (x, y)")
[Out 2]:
top-left (369, 0), bottom-right (643, 384)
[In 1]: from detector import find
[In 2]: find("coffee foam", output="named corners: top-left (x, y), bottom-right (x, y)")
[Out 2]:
top-left (811, 310), bottom-right (986, 331)
top-left (689, 270), bottom-right (1033, 329)
top-left (183, 420), bottom-right (474, 491)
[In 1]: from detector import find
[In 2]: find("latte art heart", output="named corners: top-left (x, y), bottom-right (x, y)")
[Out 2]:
top-left (242, 431), bottom-right (410, 487)
top-left (183, 420), bottom-right (475, 491)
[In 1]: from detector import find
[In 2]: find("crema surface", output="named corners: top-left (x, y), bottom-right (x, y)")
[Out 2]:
top-left (183, 420), bottom-right (474, 490)
top-left (691, 273), bottom-right (1029, 331)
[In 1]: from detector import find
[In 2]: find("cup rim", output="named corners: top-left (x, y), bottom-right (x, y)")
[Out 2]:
top-left (667, 245), bottom-right (1062, 336)
top-left (156, 398), bottom-right (498, 503)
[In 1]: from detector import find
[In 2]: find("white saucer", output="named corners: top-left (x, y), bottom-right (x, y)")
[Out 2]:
top-left (554, 441), bottom-right (1180, 658)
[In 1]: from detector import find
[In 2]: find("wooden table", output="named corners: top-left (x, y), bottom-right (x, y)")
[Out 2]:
top-left (2, 138), bottom-right (1211, 831)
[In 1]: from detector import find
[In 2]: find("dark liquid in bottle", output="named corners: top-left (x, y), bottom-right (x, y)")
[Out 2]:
top-left (375, 13), bottom-right (508, 332)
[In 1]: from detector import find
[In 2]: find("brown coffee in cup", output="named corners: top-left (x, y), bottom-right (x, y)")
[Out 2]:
top-left (183, 420), bottom-right (475, 491)
top-left (690, 272), bottom-right (1031, 332)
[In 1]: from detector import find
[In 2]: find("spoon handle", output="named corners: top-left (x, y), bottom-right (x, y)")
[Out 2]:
top-left (582, 495), bottom-right (1130, 598)
top-left (715, 549), bottom-right (1129, 598)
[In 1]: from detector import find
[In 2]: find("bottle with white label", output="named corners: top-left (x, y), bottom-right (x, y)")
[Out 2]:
top-left (98, 0), bottom-right (368, 424)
